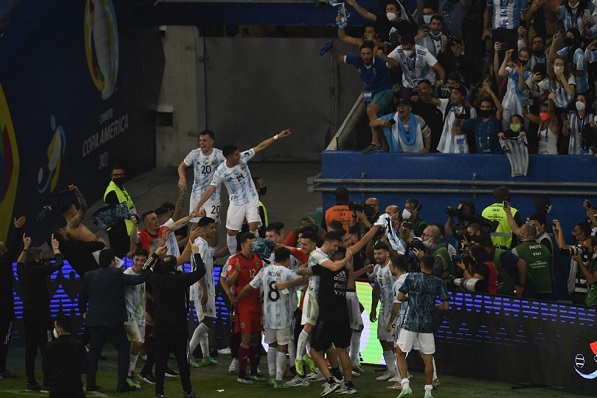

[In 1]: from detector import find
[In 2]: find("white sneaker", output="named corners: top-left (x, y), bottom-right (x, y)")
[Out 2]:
top-left (228, 358), bottom-right (239, 373)
top-left (218, 347), bottom-right (231, 355)
top-left (320, 380), bottom-right (341, 396)
top-left (352, 364), bottom-right (365, 374)
top-left (337, 385), bottom-right (357, 395)
top-left (285, 375), bottom-right (310, 387)
top-left (307, 372), bottom-right (325, 381)
top-left (351, 370), bottom-right (360, 377)
top-left (376, 370), bottom-right (395, 381)
top-left (388, 374), bottom-right (400, 383)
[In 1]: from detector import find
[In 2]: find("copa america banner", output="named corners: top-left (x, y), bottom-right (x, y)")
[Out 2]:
top-left (0, 0), bottom-right (164, 243)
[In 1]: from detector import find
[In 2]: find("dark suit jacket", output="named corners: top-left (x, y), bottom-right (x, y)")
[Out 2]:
top-left (79, 266), bottom-right (144, 327)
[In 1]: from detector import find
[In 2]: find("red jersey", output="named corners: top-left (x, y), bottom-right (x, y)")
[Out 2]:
top-left (137, 227), bottom-right (166, 253)
top-left (225, 252), bottom-right (263, 312)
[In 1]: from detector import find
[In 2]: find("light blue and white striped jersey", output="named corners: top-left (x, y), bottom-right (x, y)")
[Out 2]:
top-left (307, 248), bottom-right (328, 298)
top-left (392, 273), bottom-right (409, 321)
top-left (249, 265), bottom-right (298, 329)
top-left (189, 237), bottom-right (215, 301)
top-left (387, 44), bottom-right (439, 88)
top-left (184, 148), bottom-right (225, 201)
top-left (567, 111), bottom-right (594, 155)
top-left (558, 4), bottom-right (595, 33)
top-left (537, 77), bottom-right (575, 109)
top-left (211, 148), bottom-right (258, 206)
top-left (487, 0), bottom-right (529, 30)
top-left (372, 262), bottom-right (397, 317)
top-left (124, 268), bottom-right (145, 324)
top-left (557, 47), bottom-right (589, 93)
top-left (437, 98), bottom-right (477, 153)
top-left (162, 218), bottom-right (181, 257)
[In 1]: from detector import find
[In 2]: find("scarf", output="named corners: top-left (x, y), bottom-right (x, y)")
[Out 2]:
top-left (397, 114), bottom-right (419, 146)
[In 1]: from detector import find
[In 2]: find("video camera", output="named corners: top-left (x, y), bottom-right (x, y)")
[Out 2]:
top-left (349, 202), bottom-right (377, 218)
top-left (445, 203), bottom-right (498, 233)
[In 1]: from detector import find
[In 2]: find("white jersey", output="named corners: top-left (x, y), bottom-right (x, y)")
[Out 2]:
top-left (163, 218), bottom-right (180, 257)
top-left (249, 265), bottom-right (298, 329)
top-left (184, 147), bottom-right (225, 202)
top-left (189, 237), bottom-right (215, 301)
top-left (307, 248), bottom-right (328, 299)
top-left (372, 261), bottom-right (396, 317)
top-left (437, 98), bottom-right (477, 154)
top-left (123, 268), bottom-right (145, 324)
top-left (392, 273), bottom-right (409, 321)
top-left (211, 148), bottom-right (258, 206)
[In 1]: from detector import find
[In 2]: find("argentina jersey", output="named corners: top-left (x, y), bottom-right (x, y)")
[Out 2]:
top-left (123, 268), bottom-right (145, 323)
top-left (373, 263), bottom-right (397, 317)
top-left (307, 248), bottom-right (328, 298)
top-left (190, 237), bottom-right (215, 301)
top-left (250, 265), bottom-right (297, 329)
top-left (488, 0), bottom-right (528, 30)
top-left (185, 148), bottom-right (225, 201)
top-left (211, 149), bottom-right (258, 206)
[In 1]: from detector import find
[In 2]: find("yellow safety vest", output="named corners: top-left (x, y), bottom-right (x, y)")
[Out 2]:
top-left (481, 203), bottom-right (518, 249)
top-left (103, 181), bottom-right (136, 235)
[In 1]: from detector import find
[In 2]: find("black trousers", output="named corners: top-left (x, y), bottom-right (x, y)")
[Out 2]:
top-left (0, 314), bottom-right (14, 372)
top-left (87, 324), bottom-right (130, 387)
top-left (23, 316), bottom-right (51, 384)
top-left (154, 330), bottom-right (191, 395)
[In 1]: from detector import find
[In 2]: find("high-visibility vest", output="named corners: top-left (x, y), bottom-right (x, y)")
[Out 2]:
top-left (104, 181), bottom-right (136, 235)
top-left (482, 203), bottom-right (518, 248)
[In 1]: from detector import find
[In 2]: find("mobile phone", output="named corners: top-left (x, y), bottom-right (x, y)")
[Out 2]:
top-left (503, 200), bottom-right (509, 208)
top-left (585, 199), bottom-right (592, 208)
top-left (388, 119), bottom-right (396, 125)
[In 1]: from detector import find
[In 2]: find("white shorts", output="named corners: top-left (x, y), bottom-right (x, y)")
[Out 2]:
top-left (346, 291), bottom-right (363, 331)
top-left (301, 288), bottom-right (319, 326)
top-left (397, 329), bottom-right (435, 355)
top-left (194, 297), bottom-right (216, 321)
top-left (377, 311), bottom-right (396, 342)
top-left (125, 319), bottom-right (146, 344)
top-left (225, 201), bottom-right (261, 231)
top-left (190, 196), bottom-right (221, 223)
top-left (264, 327), bottom-right (292, 346)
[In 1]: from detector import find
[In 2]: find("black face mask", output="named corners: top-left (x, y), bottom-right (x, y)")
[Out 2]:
top-left (258, 186), bottom-right (267, 196)
top-left (113, 177), bottom-right (126, 186)
top-left (565, 37), bottom-right (576, 47)
top-left (478, 109), bottom-right (493, 119)
top-left (533, 49), bottom-right (545, 56)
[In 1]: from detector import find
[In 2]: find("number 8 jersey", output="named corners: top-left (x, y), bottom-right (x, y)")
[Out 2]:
top-left (249, 265), bottom-right (298, 329)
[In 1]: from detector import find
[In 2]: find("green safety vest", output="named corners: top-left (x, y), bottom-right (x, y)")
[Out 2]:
top-left (103, 181), bottom-right (136, 235)
top-left (432, 245), bottom-right (453, 281)
top-left (482, 203), bottom-right (518, 249)
top-left (514, 241), bottom-right (552, 293)
top-left (585, 257), bottom-right (597, 307)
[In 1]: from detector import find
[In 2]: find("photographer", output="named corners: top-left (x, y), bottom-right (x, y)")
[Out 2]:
top-left (454, 245), bottom-right (498, 294)
top-left (444, 201), bottom-right (478, 245)
top-left (574, 237), bottom-right (597, 308)
top-left (349, 198), bottom-right (380, 241)
top-left (478, 236), bottom-right (526, 297)
top-left (511, 224), bottom-right (552, 300)
top-left (402, 198), bottom-right (427, 238)
top-left (412, 225), bottom-right (453, 283)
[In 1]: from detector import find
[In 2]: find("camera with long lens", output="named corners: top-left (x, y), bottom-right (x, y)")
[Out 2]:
top-left (452, 277), bottom-right (480, 293)
top-left (445, 206), bottom-right (459, 217)
top-left (349, 202), bottom-right (377, 218)
top-left (570, 245), bottom-right (589, 262)
top-left (408, 238), bottom-right (427, 252)
top-left (446, 203), bottom-right (498, 233)
top-left (452, 253), bottom-right (473, 267)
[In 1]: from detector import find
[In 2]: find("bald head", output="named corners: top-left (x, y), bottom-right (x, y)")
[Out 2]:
top-left (520, 223), bottom-right (537, 240)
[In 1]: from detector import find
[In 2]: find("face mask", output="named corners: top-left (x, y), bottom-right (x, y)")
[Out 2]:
top-left (53, 328), bottom-right (59, 339)
top-left (553, 66), bottom-right (564, 74)
top-left (545, 204), bottom-right (552, 214)
top-left (510, 123), bottom-right (522, 133)
top-left (386, 12), bottom-right (398, 21)
top-left (564, 37), bottom-right (575, 47)
top-left (403, 49), bottom-right (413, 58)
top-left (422, 239), bottom-right (432, 248)
top-left (423, 15), bottom-right (432, 24)
top-left (576, 101), bottom-right (586, 111)
top-left (479, 109), bottom-right (493, 119)
top-left (539, 112), bottom-right (550, 123)
top-left (258, 186), bottom-right (267, 196)
top-left (113, 177), bottom-right (126, 186)
top-left (533, 49), bottom-right (544, 56)
top-left (402, 209), bottom-right (412, 221)
top-left (519, 59), bottom-right (528, 66)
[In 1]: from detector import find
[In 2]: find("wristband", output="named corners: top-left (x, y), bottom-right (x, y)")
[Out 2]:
top-left (273, 134), bottom-right (279, 140)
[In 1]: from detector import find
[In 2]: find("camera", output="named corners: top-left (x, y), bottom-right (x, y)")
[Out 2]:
top-left (445, 206), bottom-right (458, 217)
top-left (446, 202), bottom-right (498, 233)
top-left (349, 202), bottom-right (377, 218)
top-left (408, 238), bottom-right (426, 252)
top-left (452, 253), bottom-right (472, 265)
top-left (570, 245), bottom-right (589, 261)
top-left (452, 277), bottom-right (480, 293)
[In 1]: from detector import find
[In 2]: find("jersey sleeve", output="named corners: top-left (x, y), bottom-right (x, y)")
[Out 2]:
top-left (183, 150), bottom-right (195, 167)
top-left (241, 148), bottom-right (255, 162)
top-left (291, 247), bottom-right (309, 264)
top-left (210, 164), bottom-right (225, 187)
top-left (249, 268), bottom-right (264, 289)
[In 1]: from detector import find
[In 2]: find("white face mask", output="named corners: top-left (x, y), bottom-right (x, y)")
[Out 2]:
top-left (423, 15), bottom-right (432, 24)
top-left (576, 101), bottom-right (586, 111)
top-left (545, 204), bottom-right (553, 214)
top-left (402, 209), bottom-right (412, 220)
top-left (422, 239), bottom-right (432, 248)
top-left (53, 328), bottom-right (59, 339)
top-left (554, 66), bottom-right (564, 74)
top-left (403, 49), bottom-right (413, 58)
top-left (386, 12), bottom-right (398, 21)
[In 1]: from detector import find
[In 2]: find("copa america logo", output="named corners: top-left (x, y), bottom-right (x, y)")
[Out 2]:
top-left (84, 0), bottom-right (120, 100)
top-left (573, 341), bottom-right (597, 380)
top-left (0, 83), bottom-right (20, 242)
top-left (37, 115), bottom-right (67, 194)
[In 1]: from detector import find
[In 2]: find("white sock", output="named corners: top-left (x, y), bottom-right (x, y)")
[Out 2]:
top-left (268, 347), bottom-right (277, 377)
top-left (425, 384), bottom-right (433, 396)
top-left (401, 377), bottom-right (410, 389)
top-left (297, 330), bottom-right (309, 358)
top-left (226, 234), bottom-right (237, 254)
top-left (200, 334), bottom-right (210, 358)
top-left (250, 229), bottom-right (259, 238)
top-left (189, 322), bottom-right (209, 353)
top-left (288, 339), bottom-right (296, 363)
top-left (276, 351), bottom-right (287, 381)
top-left (350, 331), bottom-right (361, 366)
top-left (432, 357), bottom-right (437, 380)
top-left (382, 350), bottom-right (396, 375)
top-left (129, 353), bottom-right (139, 374)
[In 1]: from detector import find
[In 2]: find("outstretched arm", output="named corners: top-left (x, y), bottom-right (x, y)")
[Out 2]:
top-left (346, 0), bottom-right (377, 22)
top-left (252, 129), bottom-right (291, 154)
top-left (69, 185), bottom-right (88, 229)
top-left (191, 185), bottom-right (217, 215)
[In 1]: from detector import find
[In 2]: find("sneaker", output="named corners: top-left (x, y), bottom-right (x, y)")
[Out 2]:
top-left (156, 395), bottom-right (164, 398)
top-left (86, 385), bottom-right (101, 392)
top-left (285, 375), bottom-right (310, 387)
top-left (183, 391), bottom-right (198, 398)
top-left (126, 376), bottom-right (141, 389)
top-left (26, 382), bottom-right (42, 391)
top-left (387, 383), bottom-right (402, 390)
top-left (424, 394), bottom-right (434, 398)
top-left (307, 371), bottom-right (325, 381)
top-left (116, 382), bottom-right (137, 392)
top-left (228, 358), bottom-right (239, 373)
top-left (236, 376), bottom-right (255, 385)
top-left (388, 374), bottom-right (400, 383)
top-left (362, 143), bottom-right (382, 154)
top-left (294, 358), bottom-right (305, 377)
top-left (320, 380), bottom-right (341, 397)
top-left (337, 385), bottom-right (357, 394)
top-left (273, 379), bottom-right (289, 389)
top-left (351, 370), bottom-right (360, 377)
top-left (218, 347), bottom-right (232, 355)
top-left (375, 370), bottom-right (395, 381)
top-left (249, 373), bottom-right (266, 382)
top-left (0, 369), bottom-right (15, 378)
top-left (432, 377), bottom-right (440, 388)
top-left (352, 365), bottom-right (365, 374)
top-left (40, 385), bottom-right (50, 393)
top-left (397, 386), bottom-right (412, 397)
top-left (189, 355), bottom-right (200, 368)
top-left (164, 367), bottom-right (178, 378)
top-left (201, 356), bottom-right (218, 367)
top-left (138, 372), bottom-right (155, 384)
top-left (303, 354), bottom-right (318, 373)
